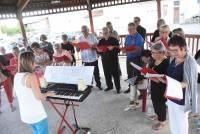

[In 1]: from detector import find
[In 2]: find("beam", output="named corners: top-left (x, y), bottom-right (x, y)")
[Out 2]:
top-left (156, 0), bottom-right (161, 19)
top-left (17, 13), bottom-right (27, 46)
top-left (88, 10), bottom-right (95, 34)
top-left (87, 0), bottom-right (95, 34)
top-left (17, 0), bottom-right (30, 13)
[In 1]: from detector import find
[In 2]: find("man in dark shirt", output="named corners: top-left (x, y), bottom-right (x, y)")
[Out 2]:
top-left (61, 34), bottom-right (76, 65)
top-left (40, 34), bottom-right (54, 60)
top-left (0, 47), bottom-right (14, 66)
top-left (134, 17), bottom-right (146, 41)
top-left (97, 27), bottom-right (121, 94)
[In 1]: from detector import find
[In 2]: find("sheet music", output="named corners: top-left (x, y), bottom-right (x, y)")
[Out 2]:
top-left (165, 76), bottom-right (183, 100)
top-left (145, 73), bottom-right (165, 78)
top-left (151, 40), bottom-right (163, 46)
top-left (130, 62), bottom-right (142, 70)
top-left (44, 66), bottom-right (94, 85)
top-left (125, 76), bottom-right (137, 86)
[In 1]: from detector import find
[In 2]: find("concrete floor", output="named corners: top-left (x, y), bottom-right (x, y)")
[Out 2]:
top-left (0, 57), bottom-right (200, 134)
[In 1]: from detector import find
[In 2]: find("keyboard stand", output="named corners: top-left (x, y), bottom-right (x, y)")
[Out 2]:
top-left (48, 99), bottom-right (78, 134)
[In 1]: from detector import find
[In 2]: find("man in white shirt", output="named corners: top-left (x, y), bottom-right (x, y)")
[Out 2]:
top-left (78, 25), bottom-right (102, 90)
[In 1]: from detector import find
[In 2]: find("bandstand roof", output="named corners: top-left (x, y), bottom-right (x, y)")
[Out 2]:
top-left (0, 0), bottom-right (154, 19)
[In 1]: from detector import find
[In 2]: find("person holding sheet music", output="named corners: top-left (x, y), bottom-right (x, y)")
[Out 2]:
top-left (61, 34), bottom-right (76, 66)
top-left (134, 17), bottom-right (146, 41)
top-left (162, 36), bottom-right (199, 134)
top-left (0, 56), bottom-right (15, 112)
top-left (52, 43), bottom-right (73, 66)
top-left (155, 25), bottom-right (171, 49)
top-left (123, 22), bottom-right (144, 94)
top-left (106, 21), bottom-right (122, 77)
top-left (124, 50), bottom-right (152, 111)
top-left (40, 34), bottom-right (54, 61)
top-left (31, 42), bottom-right (51, 72)
top-left (97, 27), bottom-right (121, 93)
top-left (10, 46), bottom-right (20, 75)
top-left (149, 43), bottom-right (169, 130)
top-left (106, 21), bottom-right (119, 40)
top-left (77, 25), bottom-right (102, 90)
top-left (172, 28), bottom-right (185, 38)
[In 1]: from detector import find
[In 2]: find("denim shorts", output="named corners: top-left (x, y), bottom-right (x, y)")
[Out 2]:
top-left (29, 118), bottom-right (48, 134)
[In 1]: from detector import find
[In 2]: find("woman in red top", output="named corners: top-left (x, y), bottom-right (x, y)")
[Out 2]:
top-left (0, 56), bottom-right (15, 112)
top-left (9, 47), bottom-right (20, 75)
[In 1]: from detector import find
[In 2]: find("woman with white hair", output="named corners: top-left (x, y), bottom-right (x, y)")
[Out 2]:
top-left (52, 43), bottom-right (73, 66)
top-left (148, 42), bottom-right (169, 130)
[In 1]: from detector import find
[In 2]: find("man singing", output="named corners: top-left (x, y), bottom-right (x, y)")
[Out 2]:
top-left (97, 27), bottom-right (121, 94)
top-left (78, 25), bottom-right (102, 90)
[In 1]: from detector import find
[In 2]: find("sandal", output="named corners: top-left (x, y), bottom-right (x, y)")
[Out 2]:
top-left (152, 122), bottom-right (166, 130)
top-left (145, 115), bottom-right (157, 121)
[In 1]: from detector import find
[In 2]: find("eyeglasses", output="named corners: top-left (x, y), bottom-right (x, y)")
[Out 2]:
top-left (159, 31), bottom-right (168, 34)
top-left (31, 47), bottom-right (37, 51)
top-left (103, 32), bottom-right (109, 35)
top-left (128, 28), bottom-right (136, 30)
top-left (151, 51), bottom-right (161, 55)
top-left (168, 49), bottom-right (179, 52)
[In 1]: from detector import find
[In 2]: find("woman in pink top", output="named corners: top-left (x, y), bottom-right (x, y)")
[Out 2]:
top-left (52, 43), bottom-right (73, 66)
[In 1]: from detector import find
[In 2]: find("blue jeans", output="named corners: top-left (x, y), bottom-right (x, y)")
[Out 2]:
top-left (197, 119), bottom-right (200, 131)
top-left (29, 118), bottom-right (48, 134)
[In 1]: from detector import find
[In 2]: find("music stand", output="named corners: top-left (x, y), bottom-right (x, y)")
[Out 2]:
top-left (44, 66), bottom-right (94, 134)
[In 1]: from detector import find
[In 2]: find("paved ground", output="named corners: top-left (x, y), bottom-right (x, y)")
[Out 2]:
top-left (0, 57), bottom-right (200, 134)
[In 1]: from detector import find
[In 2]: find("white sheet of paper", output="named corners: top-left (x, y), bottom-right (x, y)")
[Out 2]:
top-left (130, 62), bottom-right (142, 71)
top-left (44, 66), bottom-right (94, 85)
top-left (151, 40), bottom-right (164, 46)
top-left (165, 76), bottom-right (183, 100)
top-left (145, 73), bottom-right (165, 78)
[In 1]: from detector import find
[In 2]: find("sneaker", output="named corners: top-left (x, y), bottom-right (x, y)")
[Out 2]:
top-left (124, 105), bottom-right (136, 111)
top-left (129, 101), bottom-right (140, 108)
top-left (129, 101), bottom-right (135, 106)
top-left (123, 88), bottom-right (130, 94)
top-left (134, 102), bottom-right (140, 108)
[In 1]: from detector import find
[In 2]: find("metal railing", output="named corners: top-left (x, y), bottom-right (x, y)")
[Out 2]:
top-left (119, 33), bottom-right (200, 56)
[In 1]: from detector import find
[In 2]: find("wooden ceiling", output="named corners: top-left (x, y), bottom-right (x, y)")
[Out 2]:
top-left (0, 0), bottom-right (154, 19)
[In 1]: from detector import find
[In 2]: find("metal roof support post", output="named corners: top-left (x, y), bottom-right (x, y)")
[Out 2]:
top-left (16, 0), bottom-right (30, 46)
top-left (87, 0), bottom-right (95, 34)
top-left (17, 13), bottom-right (28, 46)
top-left (157, 0), bottom-right (161, 19)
